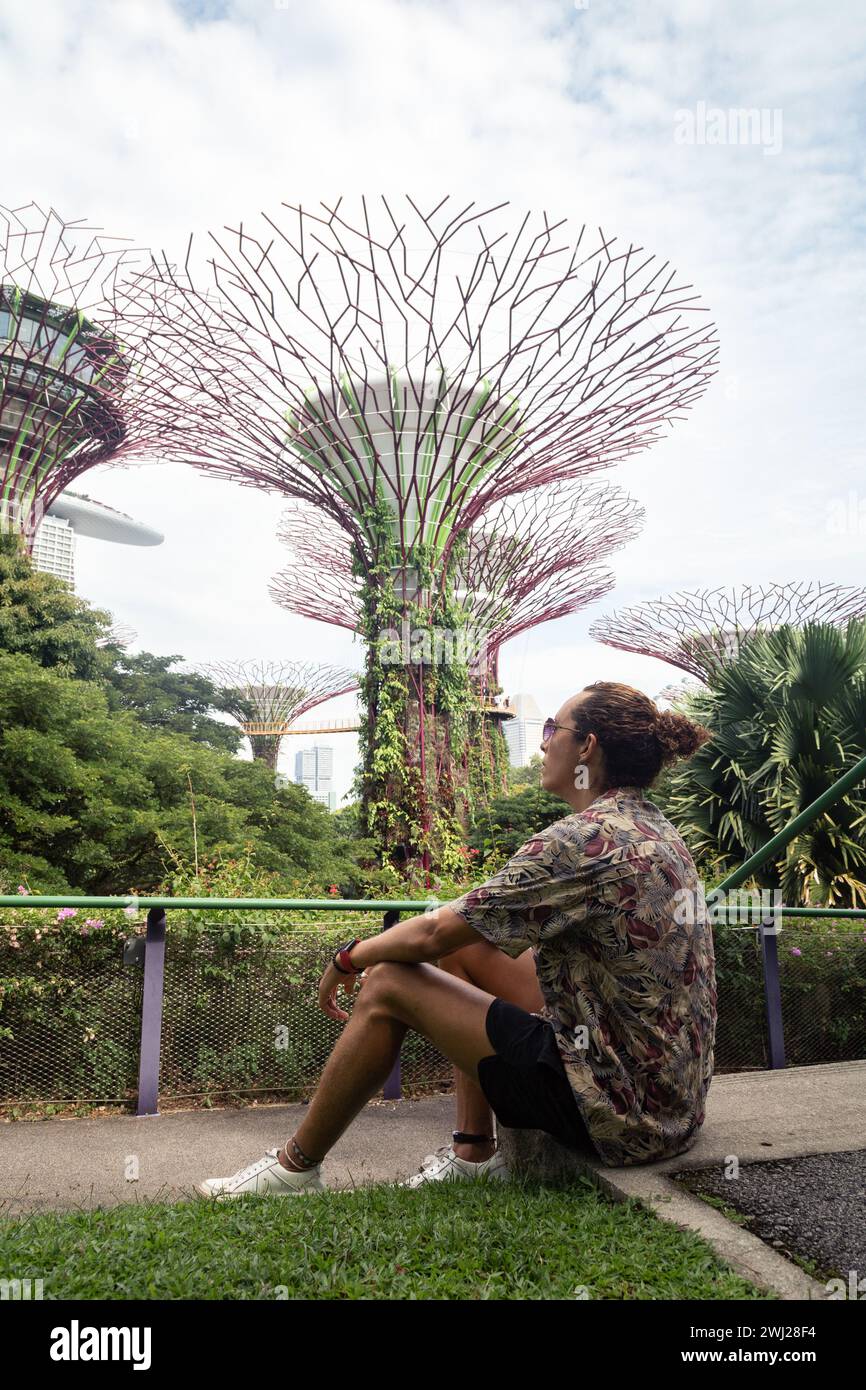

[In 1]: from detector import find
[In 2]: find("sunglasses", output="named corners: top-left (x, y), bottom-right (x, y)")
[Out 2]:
top-left (542, 717), bottom-right (585, 742)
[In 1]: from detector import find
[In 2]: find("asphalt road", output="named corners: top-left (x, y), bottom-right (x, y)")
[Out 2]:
top-left (673, 1148), bottom-right (866, 1285)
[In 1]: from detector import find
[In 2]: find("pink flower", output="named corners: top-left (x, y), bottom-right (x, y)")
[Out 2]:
top-left (56, 907), bottom-right (77, 921)
top-left (790, 947), bottom-right (802, 957)
top-left (123, 905), bottom-right (138, 918)
top-left (85, 918), bottom-right (104, 930)
top-left (79, 926), bottom-right (91, 936)
top-left (16, 885), bottom-right (29, 895)
top-left (328, 885), bottom-right (340, 896)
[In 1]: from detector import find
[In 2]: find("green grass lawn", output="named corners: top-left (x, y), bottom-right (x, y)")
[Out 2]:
top-left (1, 1175), bottom-right (776, 1300)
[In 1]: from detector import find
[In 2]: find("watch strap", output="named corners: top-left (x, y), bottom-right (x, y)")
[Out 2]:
top-left (333, 938), bottom-right (363, 974)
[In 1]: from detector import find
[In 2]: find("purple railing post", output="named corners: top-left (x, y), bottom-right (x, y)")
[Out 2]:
top-left (381, 909), bottom-right (402, 1099)
top-left (136, 907), bottom-right (167, 1117)
top-left (760, 914), bottom-right (786, 1069)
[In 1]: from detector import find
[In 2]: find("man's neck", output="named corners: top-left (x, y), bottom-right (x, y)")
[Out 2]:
top-left (563, 782), bottom-right (613, 814)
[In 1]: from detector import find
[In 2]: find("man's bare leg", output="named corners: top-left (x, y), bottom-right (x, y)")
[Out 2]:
top-left (278, 1004), bottom-right (410, 1170)
top-left (277, 960), bottom-right (503, 1173)
top-left (438, 955), bottom-right (498, 1162)
top-left (437, 943), bottom-right (544, 1163)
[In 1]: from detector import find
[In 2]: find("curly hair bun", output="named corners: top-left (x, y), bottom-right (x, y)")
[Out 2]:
top-left (655, 709), bottom-right (710, 764)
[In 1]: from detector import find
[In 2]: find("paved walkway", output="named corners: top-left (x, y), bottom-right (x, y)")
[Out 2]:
top-left (1, 1061), bottom-right (864, 1226)
top-left (0, 1095), bottom-right (458, 1216)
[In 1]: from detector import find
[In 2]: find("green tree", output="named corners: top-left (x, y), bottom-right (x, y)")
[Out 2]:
top-left (506, 752), bottom-right (544, 790)
top-left (0, 532), bottom-right (113, 679)
top-left (105, 652), bottom-right (243, 754)
top-left (0, 535), bottom-right (245, 750)
top-left (467, 783), bottom-right (572, 861)
top-left (0, 652), bottom-right (352, 893)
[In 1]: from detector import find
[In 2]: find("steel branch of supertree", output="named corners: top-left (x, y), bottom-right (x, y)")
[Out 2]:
top-left (590, 582), bottom-right (866, 682)
top-left (270, 477), bottom-right (643, 668)
top-left (0, 203), bottom-right (175, 542)
top-left (95, 622), bottom-right (138, 650)
top-left (110, 196), bottom-right (717, 580)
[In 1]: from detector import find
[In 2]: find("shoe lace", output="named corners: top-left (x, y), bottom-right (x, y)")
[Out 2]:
top-left (227, 1150), bottom-right (280, 1189)
top-left (418, 1144), bottom-right (453, 1172)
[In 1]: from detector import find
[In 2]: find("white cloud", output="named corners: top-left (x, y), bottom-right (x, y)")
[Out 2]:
top-left (3, 0), bottom-right (865, 803)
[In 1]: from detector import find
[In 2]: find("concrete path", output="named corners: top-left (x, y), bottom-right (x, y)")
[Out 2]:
top-left (654, 1059), bottom-right (866, 1169)
top-left (0, 1095), bottom-right (458, 1217)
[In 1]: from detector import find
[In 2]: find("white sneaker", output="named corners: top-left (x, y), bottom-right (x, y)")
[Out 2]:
top-left (399, 1144), bottom-right (510, 1188)
top-left (196, 1148), bottom-right (326, 1200)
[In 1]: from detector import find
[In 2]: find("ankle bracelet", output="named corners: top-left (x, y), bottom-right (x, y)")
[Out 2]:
top-left (452, 1130), bottom-right (493, 1145)
top-left (287, 1135), bottom-right (321, 1168)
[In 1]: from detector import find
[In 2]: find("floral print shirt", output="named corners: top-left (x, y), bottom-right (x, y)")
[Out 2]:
top-left (446, 786), bottom-right (717, 1168)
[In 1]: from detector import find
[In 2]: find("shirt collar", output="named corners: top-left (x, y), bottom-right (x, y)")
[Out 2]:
top-left (592, 785), bottom-right (646, 804)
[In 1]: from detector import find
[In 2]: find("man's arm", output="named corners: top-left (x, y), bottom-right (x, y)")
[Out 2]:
top-left (345, 906), bottom-right (480, 971)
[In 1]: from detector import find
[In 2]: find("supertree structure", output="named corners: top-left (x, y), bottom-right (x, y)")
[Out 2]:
top-left (447, 479), bottom-right (645, 696)
top-left (0, 203), bottom-right (158, 544)
top-left (591, 583), bottom-right (866, 682)
top-left (201, 660), bottom-right (359, 771)
top-left (111, 196), bottom-right (716, 876)
top-left (271, 481), bottom-right (643, 808)
top-left (271, 478), bottom-right (644, 688)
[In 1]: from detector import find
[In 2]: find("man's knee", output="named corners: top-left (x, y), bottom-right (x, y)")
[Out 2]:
top-left (357, 959), bottom-right (414, 1001)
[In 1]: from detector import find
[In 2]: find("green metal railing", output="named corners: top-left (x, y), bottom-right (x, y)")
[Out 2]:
top-left (0, 897), bottom-right (436, 912)
top-left (2, 751), bottom-right (865, 1112)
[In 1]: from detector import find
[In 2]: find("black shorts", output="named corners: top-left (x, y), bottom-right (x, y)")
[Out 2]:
top-left (476, 997), bottom-right (597, 1155)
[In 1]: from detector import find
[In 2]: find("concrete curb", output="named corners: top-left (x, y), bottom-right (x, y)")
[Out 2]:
top-left (496, 1127), bottom-right (830, 1300)
top-left (582, 1160), bottom-right (828, 1301)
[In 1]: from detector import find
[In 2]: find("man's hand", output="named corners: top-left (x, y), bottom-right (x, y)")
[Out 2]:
top-left (317, 959), bottom-right (364, 1022)
top-left (314, 908), bottom-right (478, 1022)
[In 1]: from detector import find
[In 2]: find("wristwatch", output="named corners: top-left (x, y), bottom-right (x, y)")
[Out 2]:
top-left (333, 938), bottom-right (364, 975)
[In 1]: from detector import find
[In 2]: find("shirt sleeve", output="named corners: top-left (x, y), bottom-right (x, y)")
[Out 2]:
top-left (444, 819), bottom-right (596, 959)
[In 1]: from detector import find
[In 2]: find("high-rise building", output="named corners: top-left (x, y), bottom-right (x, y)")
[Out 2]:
top-left (30, 513), bottom-right (76, 585)
top-left (502, 693), bottom-right (545, 767)
top-left (294, 744), bottom-right (336, 811)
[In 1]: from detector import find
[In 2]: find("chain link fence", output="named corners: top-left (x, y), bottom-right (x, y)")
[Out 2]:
top-left (712, 923), bottom-right (866, 1070)
top-left (1, 919), bottom-right (864, 1112)
top-left (0, 930), bottom-right (144, 1107)
top-left (0, 922), bottom-right (453, 1112)
top-left (158, 925), bottom-right (454, 1102)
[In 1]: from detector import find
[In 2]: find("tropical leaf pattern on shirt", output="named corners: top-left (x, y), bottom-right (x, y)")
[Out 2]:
top-left (447, 786), bottom-right (717, 1167)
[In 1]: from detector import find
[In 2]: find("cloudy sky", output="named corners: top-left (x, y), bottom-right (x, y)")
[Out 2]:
top-left (2, 0), bottom-right (864, 802)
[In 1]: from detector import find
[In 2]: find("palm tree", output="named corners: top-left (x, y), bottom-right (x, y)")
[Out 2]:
top-left (662, 619), bottom-right (866, 906)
